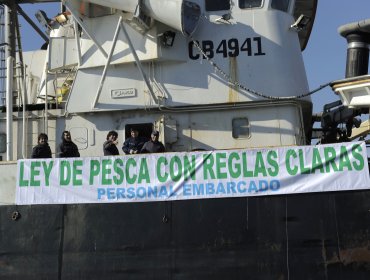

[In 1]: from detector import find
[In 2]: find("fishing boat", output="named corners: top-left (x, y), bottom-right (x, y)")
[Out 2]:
top-left (0, 0), bottom-right (370, 278)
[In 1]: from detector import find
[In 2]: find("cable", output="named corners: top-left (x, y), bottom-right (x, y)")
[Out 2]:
top-left (191, 38), bottom-right (331, 100)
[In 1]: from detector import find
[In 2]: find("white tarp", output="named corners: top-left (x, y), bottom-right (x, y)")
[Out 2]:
top-left (16, 142), bottom-right (370, 205)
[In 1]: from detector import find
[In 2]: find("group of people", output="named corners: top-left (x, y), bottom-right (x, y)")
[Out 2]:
top-left (103, 128), bottom-right (165, 156)
top-left (31, 128), bottom-right (165, 158)
top-left (31, 131), bottom-right (80, 159)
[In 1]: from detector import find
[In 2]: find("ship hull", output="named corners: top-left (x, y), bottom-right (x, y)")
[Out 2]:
top-left (1, 190), bottom-right (370, 279)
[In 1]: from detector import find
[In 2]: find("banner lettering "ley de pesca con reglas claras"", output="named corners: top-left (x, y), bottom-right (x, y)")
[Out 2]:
top-left (16, 142), bottom-right (370, 205)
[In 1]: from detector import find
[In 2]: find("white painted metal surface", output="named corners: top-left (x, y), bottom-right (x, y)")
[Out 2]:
top-left (0, 0), bottom-right (322, 200)
top-left (62, 7), bottom-right (309, 113)
top-left (82, 0), bottom-right (201, 35)
top-left (334, 80), bottom-right (370, 108)
top-left (0, 162), bottom-right (17, 205)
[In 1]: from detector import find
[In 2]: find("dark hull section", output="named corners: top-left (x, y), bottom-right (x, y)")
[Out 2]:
top-left (1, 191), bottom-right (370, 279)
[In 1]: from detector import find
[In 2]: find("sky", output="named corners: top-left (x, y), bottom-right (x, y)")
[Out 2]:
top-left (302, 0), bottom-right (370, 113)
top-left (18, 1), bottom-right (370, 114)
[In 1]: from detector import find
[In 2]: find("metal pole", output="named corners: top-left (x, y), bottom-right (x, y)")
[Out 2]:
top-left (6, 56), bottom-right (13, 161)
top-left (120, 22), bottom-right (158, 103)
top-left (92, 17), bottom-right (122, 109)
top-left (44, 63), bottom-right (48, 135)
top-left (4, 5), bottom-right (13, 161)
top-left (4, 6), bottom-right (10, 59)
top-left (74, 20), bottom-right (82, 66)
top-left (22, 64), bottom-right (28, 159)
top-left (16, 4), bottom-right (49, 43)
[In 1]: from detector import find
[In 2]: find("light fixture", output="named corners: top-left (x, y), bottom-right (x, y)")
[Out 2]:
top-left (160, 31), bottom-right (176, 47)
top-left (35, 10), bottom-right (52, 29)
top-left (55, 13), bottom-right (68, 24)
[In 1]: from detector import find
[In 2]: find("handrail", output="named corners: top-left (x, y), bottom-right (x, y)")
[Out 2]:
top-left (120, 20), bottom-right (158, 104)
top-left (44, 63), bottom-right (48, 135)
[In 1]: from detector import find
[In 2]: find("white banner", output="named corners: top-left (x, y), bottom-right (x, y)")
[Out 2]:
top-left (16, 142), bottom-right (370, 205)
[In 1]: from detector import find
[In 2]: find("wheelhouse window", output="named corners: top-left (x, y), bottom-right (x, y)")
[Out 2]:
top-left (125, 123), bottom-right (153, 140)
top-left (239, 0), bottom-right (263, 9)
top-left (271, 0), bottom-right (291, 12)
top-left (232, 118), bottom-right (250, 139)
top-left (205, 0), bottom-right (230, 11)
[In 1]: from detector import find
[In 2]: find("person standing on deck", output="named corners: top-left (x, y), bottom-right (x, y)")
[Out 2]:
top-left (103, 130), bottom-right (119, 156)
top-left (31, 133), bottom-right (52, 158)
top-left (122, 128), bottom-right (146, 155)
top-left (140, 130), bottom-right (165, 153)
top-left (58, 131), bottom-right (80, 158)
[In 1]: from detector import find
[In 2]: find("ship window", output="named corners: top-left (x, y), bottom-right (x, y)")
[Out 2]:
top-left (205, 0), bottom-right (230, 11)
top-left (271, 0), bottom-right (290, 12)
top-left (239, 0), bottom-right (263, 9)
top-left (125, 123), bottom-right (153, 141)
top-left (232, 118), bottom-right (250, 139)
top-left (0, 133), bottom-right (5, 153)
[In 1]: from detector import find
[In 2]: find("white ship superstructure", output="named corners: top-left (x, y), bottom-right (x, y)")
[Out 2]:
top-left (0, 0), bottom-right (318, 164)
